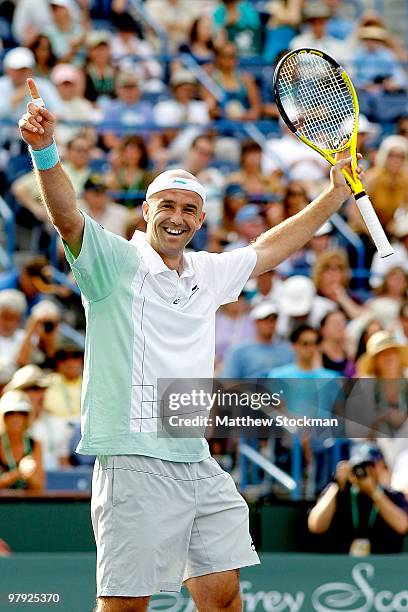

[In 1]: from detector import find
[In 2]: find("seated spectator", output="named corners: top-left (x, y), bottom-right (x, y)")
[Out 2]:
top-left (4, 365), bottom-right (72, 469)
top-left (179, 14), bottom-right (215, 65)
top-left (262, 124), bottom-right (328, 190)
top-left (220, 183), bottom-right (248, 236)
top-left (393, 300), bottom-right (408, 345)
top-left (203, 42), bottom-right (261, 121)
top-left (268, 325), bottom-right (342, 492)
top-left (263, 0), bottom-right (302, 63)
top-left (212, 0), bottom-right (262, 58)
top-left (101, 72), bottom-right (154, 150)
top-left (225, 204), bottom-right (266, 251)
top-left (250, 270), bottom-right (283, 307)
top-left (366, 266), bottom-right (408, 328)
top-left (107, 135), bottom-right (152, 208)
top-left (0, 256), bottom-right (51, 312)
top-left (12, 0), bottom-right (53, 45)
top-left (313, 249), bottom-right (362, 320)
top-left (154, 69), bottom-right (210, 127)
top-left (352, 26), bottom-right (407, 92)
top-left (282, 181), bottom-right (310, 218)
top-left (83, 31), bottom-right (116, 104)
top-left (353, 332), bottom-right (408, 438)
top-left (364, 136), bottom-right (408, 228)
top-left (145, 0), bottom-right (201, 54)
top-left (370, 215), bottom-right (408, 288)
top-left (61, 134), bottom-right (93, 195)
top-left (325, 0), bottom-right (355, 41)
top-left (12, 132), bottom-right (93, 225)
top-left (111, 11), bottom-right (162, 90)
top-left (276, 275), bottom-right (335, 338)
top-left (0, 290), bottom-right (27, 381)
top-left (222, 302), bottom-right (293, 378)
top-left (308, 444), bottom-right (408, 553)
top-left (44, 343), bottom-right (83, 422)
top-left (29, 34), bottom-right (57, 79)
top-left (320, 310), bottom-right (355, 376)
top-left (0, 391), bottom-right (44, 490)
top-left (168, 133), bottom-right (225, 228)
top-left (0, 47), bottom-right (61, 122)
top-left (79, 174), bottom-right (129, 237)
top-left (17, 300), bottom-right (61, 370)
top-left (44, 0), bottom-right (85, 63)
top-left (277, 221), bottom-right (334, 278)
top-left (215, 293), bottom-right (254, 368)
top-left (51, 64), bottom-right (96, 146)
top-left (353, 318), bottom-right (382, 362)
top-left (227, 139), bottom-right (284, 197)
top-left (290, 3), bottom-right (349, 64)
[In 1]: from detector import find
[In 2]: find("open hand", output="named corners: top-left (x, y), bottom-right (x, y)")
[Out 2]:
top-left (18, 78), bottom-right (56, 150)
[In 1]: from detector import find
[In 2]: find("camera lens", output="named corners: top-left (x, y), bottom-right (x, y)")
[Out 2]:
top-left (43, 321), bottom-right (55, 333)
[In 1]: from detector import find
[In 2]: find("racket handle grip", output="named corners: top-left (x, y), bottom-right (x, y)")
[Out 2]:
top-left (354, 193), bottom-right (394, 258)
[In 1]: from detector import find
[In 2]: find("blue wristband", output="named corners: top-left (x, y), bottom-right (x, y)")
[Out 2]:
top-left (30, 140), bottom-right (60, 171)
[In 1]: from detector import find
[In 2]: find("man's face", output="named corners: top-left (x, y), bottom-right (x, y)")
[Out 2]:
top-left (117, 82), bottom-right (140, 105)
top-left (256, 315), bottom-right (277, 341)
top-left (294, 330), bottom-right (319, 362)
top-left (0, 309), bottom-right (22, 337)
top-left (68, 139), bottom-right (91, 169)
top-left (84, 189), bottom-right (108, 212)
top-left (189, 139), bottom-right (214, 173)
top-left (143, 189), bottom-right (205, 259)
top-left (7, 67), bottom-right (32, 87)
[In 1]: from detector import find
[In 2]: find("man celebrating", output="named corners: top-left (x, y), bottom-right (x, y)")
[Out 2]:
top-left (19, 78), bottom-right (358, 612)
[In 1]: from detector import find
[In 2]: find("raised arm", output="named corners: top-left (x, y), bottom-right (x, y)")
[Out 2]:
top-left (18, 78), bottom-right (84, 256)
top-left (251, 156), bottom-right (359, 276)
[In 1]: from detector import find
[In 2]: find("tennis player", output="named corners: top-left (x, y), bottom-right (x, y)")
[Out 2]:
top-left (19, 79), bottom-right (360, 612)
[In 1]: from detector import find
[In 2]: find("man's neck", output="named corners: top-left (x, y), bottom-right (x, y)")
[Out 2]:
top-left (297, 359), bottom-right (315, 371)
top-left (257, 334), bottom-right (273, 345)
top-left (147, 236), bottom-right (184, 273)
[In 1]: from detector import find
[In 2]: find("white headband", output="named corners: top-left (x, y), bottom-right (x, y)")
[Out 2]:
top-left (145, 175), bottom-right (206, 205)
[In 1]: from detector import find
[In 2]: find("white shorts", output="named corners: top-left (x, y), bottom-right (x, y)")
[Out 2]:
top-left (91, 454), bottom-right (260, 597)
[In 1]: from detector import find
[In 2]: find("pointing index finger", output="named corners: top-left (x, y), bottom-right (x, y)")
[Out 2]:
top-left (27, 78), bottom-right (44, 108)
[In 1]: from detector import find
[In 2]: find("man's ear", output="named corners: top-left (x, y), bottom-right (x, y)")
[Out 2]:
top-left (142, 200), bottom-right (149, 222)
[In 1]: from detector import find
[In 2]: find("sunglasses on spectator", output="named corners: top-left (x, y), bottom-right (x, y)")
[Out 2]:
top-left (322, 264), bottom-right (344, 271)
top-left (297, 339), bottom-right (318, 346)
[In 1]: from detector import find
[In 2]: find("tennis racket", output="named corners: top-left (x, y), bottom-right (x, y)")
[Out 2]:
top-left (273, 48), bottom-right (394, 258)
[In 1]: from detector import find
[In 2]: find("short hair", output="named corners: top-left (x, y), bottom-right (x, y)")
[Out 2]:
top-left (0, 289), bottom-right (27, 315)
top-left (290, 324), bottom-right (320, 344)
top-left (191, 133), bottom-right (214, 149)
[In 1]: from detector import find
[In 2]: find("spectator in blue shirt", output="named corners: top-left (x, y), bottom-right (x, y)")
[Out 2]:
top-left (221, 301), bottom-right (294, 378)
top-left (353, 27), bottom-right (407, 92)
top-left (101, 71), bottom-right (154, 150)
top-left (268, 324), bottom-right (341, 419)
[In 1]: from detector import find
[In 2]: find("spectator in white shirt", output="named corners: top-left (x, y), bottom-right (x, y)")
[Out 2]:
top-left (79, 175), bottom-right (130, 237)
top-left (290, 3), bottom-right (350, 65)
top-left (51, 63), bottom-right (96, 146)
top-left (154, 69), bottom-right (210, 127)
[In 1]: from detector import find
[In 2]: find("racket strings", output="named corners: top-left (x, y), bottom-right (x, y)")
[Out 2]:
top-left (278, 53), bottom-right (356, 151)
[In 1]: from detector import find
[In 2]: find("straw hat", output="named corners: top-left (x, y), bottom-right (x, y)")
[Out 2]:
top-left (357, 330), bottom-right (408, 375)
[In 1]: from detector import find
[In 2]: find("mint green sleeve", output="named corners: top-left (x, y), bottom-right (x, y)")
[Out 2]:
top-left (62, 211), bottom-right (135, 302)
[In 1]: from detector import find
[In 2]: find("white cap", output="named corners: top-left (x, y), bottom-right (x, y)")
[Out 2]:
top-left (280, 276), bottom-right (315, 317)
top-left (31, 300), bottom-right (60, 320)
top-left (50, 0), bottom-right (71, 7)
top-left (0, 391), bottom-right (32, 415)
top-left (4, 47), bottom-right (35, 70)
top-left (146, 171), bottom-right (206, 205)
top-left (251, 301), bottom-right (278, 320)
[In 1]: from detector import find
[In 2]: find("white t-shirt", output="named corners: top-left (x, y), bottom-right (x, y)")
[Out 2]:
top-left (63, 213), bottom-right (257, 460)
top-left (31, 413), bottom-right (73, 470)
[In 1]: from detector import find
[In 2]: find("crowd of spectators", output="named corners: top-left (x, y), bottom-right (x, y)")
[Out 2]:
top-left (0, 0), bottom-right (407, 510)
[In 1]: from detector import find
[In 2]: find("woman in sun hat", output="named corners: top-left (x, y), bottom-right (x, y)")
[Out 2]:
top-left (0, 391), bottom-right (44, 489)
top-left (352, 331), bottom-right (408, 440)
